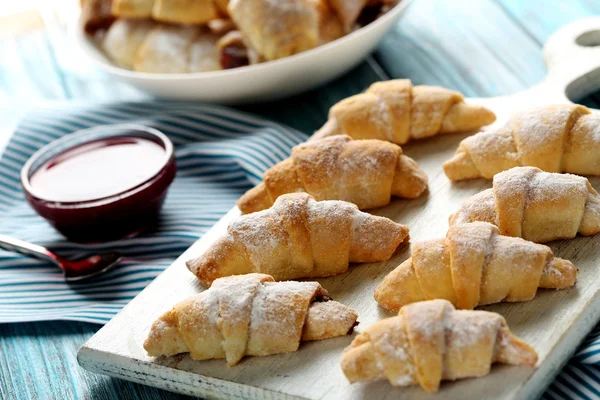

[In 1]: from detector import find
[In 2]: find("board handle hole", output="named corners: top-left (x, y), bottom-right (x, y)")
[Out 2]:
top-left (576, 30), bottom-right (600, 47)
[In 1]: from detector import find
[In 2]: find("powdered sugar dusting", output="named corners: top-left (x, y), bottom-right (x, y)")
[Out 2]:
top-left (446, 310), bottom-right (499, 348)
top-left (248, 280), bottom-right (317, 339)
top-left (229, 208), bottom-right (284, 268)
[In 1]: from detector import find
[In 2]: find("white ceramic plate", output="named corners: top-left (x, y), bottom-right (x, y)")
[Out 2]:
top-left (73, 1), bottom-right (411, 104)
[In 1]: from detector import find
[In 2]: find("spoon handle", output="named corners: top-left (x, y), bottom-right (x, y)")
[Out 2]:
top-left (0, 234), bottom-right (59, 265)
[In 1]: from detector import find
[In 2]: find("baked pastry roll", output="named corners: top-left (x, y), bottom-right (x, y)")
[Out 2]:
top-left (103, 20), bottom-right (221, 73)
top-left (375, 222), bottom-right (576, 311)
top-left (187, 192), bottom-right (409, 286)
top-left (144, 273), bottom-right (358, 366)
top-left (228, 0), bottom-right (344, 60)
top-left (112, 0), bottom-right (220, 24)
top-left (341, 299), bottom-right (537, 392)
top-left (188, 32), bottom-right (221, 72)
top-left (152, 0), bottom-right (218, 24)
top-left (449, 166), bottom-right (600, 243)
top-left (238, 135), bottom-right (428, 214)
top-left (102, 19), bottom-right (155, 69)
top-left (444, 104), bottom-right (600, 180)
top-left (312, 80), bottom-right (496, 145)
top-left (111, 0), bottom-right (153, 18)
top-left (134, 25), bottom-right (199, 73)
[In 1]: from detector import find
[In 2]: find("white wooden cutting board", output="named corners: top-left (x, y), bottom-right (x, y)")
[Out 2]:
top-left (78, 18), bottom-right (600, 399)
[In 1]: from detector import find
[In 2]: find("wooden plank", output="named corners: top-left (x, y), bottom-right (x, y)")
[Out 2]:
top-left (0, 30), bottom-right (69, 100)
top-left (373, 0), bottom-right (546, 97)
top-left (496, 0), bottom-right (600, 107)
top-left (496, 0), bottom-right (600, 43)
top-left (239, 58), bottom-right (386, 134)
top-left (0, 321), bottom-right (195, 399)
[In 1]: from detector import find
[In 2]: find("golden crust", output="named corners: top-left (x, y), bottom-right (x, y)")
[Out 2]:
top-left (237, 135), bottom-right (428, 214)
top-left (374, 222), bottom-right (576, 311)
top-left (449, 166), bottom-right (600, 243)
top-left (444, 104), bottom-right (597, 181)
top-left (312, 80), bottom-right (496, 144)
top-left (228, 0), bottom-right (343, 61)
top-left (188, 192), bottom-right (409, 286)
top-left (341, 299), bottom-right (537, 392)
top-left (144, 273), bottom-right (358, 366)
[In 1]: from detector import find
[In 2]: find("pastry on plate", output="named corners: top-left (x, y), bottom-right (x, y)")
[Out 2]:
top-left (444, 104), bottom-right (600, 180)
top-left (341, 299), bottom-right (537, 392)
top-left (238, 135), bottom-right (428, 214)
top-left (111, 0), bottom-right (225, 25)
top-left (102, 20), bottom-right (221, 73)
top-left (187, 192), bottom-right (409, 286)
top-left (144, 273), bottom-right (358, 365)
top-left (449, 166), bottom-right (600, 243)
top-left (102, 19), bottom-right (155, 69)
top-left (312, 79), bottom-right (496, 144)
top-left (375, 222), bottom-right (576, 311)
top-left (228, 0), bottom-right (345, 61)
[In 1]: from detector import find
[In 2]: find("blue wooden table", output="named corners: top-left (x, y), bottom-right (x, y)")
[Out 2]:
top-left (2, 1), bottom-right (600, 399)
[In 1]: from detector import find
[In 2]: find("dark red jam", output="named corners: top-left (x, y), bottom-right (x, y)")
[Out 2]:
top-left (24, 133), bottom-right (176, 243)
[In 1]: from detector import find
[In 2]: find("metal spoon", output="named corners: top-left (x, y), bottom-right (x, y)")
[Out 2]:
top-left (0, 234), bottom-right (121, 281)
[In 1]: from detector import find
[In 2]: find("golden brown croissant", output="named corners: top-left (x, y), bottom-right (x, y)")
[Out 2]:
top-left (341, 299), bottom-right (537, 392)
top-left (144, 273), bottom-right (358, 366)
top-left (449, 166), bottom-right (600, 243)
top-left (237, 135), bottom-right (428, 214)
top-left (375, 222), bottom-right (576, 311)
top-left (112, 0), bottom-right (221, 25)
top-left (312, 80), bottom-right (496, 144)
top-left (228, 0), bottom-right (344, 61)
top-left (187, 192), bottom-right (409, 286)
top-left (102, 20), bottom-right (221, 73)
top-left (444, 104), bottom-right (600, 180)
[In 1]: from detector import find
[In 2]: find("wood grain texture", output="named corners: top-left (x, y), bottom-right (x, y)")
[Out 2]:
top-left (3, 1), bottom-right (600, 399)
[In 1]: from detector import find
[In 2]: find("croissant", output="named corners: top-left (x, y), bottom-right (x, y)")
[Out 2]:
top-left (375, 222), bottom-right (576, 311)
top-left (449, 166), bottom-right (600, 243)
top-left (444, 104), bottom-right (600, 180)
top-left (237, 135), bottom-right (428, 214)
top-left (311, 80), bottom-right (496, 145)
top-left (341, 299), bottom-right (537, 392)
top-left (187, 192), bottom-right (409, 286)
top-left (228, 0), bottom-right (344, 61)
top-left (111, 0), bottom-right (226, 25)
top-left (144, 273), bottom-right (358, 366)
top-left (102, 20), bottom-right (221, 73)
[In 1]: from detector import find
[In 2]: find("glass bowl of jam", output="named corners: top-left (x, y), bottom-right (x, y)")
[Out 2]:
top-left (21, 124), bottom-right (176, 243)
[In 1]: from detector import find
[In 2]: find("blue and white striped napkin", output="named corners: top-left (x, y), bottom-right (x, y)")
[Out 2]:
top-left (1, 102), bottom-right (600, 398)
top-left (0, 102), bottom-right (305, 324)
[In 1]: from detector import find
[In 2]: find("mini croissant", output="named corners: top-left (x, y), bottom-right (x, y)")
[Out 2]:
top-left (444, 104), bottom-right (600, 180)
top-left (375, 222), bottom-right (576, 311)
top-left (111, 0), bottom-right (227, 25)
top-left (188, 192), bottom-right (409, 286)
top-left (449, 166), bottom-right (600, 243)
top-left (341, 299), bottom-right (537, 392)
top-left (228, 0), bottom-right (344, 61)
top-left (312, 80), bottom-right (496, 144)
top-left (144, 273), bottom-right (358, 366)
top-left (238, 135), bottom-right (428, 214)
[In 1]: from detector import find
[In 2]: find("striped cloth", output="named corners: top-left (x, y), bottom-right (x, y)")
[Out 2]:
top-left (1, 102), bottom-right (600, 398)
top-left (0, 102), bottom-right (305, 324)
